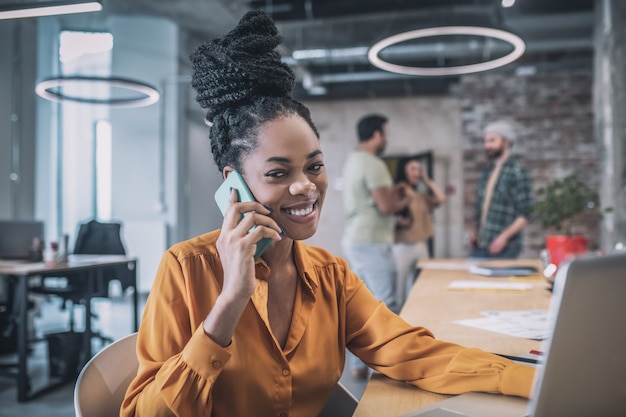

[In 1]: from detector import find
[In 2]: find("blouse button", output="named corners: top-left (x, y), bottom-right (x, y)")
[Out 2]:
top-left (212, 360), bottom-right (222, 369)
top-left (281, 368), bottom-right (290, 377)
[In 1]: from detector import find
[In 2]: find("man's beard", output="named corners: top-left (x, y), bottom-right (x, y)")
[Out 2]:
top-left (486, 147), bottom-right (504, 160)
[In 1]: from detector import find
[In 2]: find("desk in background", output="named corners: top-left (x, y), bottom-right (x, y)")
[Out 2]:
top-left (0, 255), bottom-right (138, 402)
top-left (353, 259), bottom-right (550, 417)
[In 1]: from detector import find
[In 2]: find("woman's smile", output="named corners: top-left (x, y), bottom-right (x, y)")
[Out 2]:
top-left (281, 200), bottom-right (318, 221)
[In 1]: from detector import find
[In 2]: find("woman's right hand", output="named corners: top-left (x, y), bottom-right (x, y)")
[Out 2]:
top-left (216, 188), bottom-right (282, 301)
top-left (204, 189), bottom-right (282, 347)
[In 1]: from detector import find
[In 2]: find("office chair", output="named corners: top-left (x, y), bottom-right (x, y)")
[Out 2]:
top-left (74, 332), bottom-right (138, 417)
top-left (72, 220), bottom-right (134, 297)
top-left (74, 332), bottom-right (359, 417)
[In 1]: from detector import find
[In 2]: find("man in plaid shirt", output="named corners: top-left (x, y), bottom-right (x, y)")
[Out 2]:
top-left (470, 120), bottom-right (533, 258)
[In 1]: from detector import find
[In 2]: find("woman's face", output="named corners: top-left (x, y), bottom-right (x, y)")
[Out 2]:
top-left (240, 114), bottom-right (327, 241)
top-left (404, 160), bottom-right (422, 185)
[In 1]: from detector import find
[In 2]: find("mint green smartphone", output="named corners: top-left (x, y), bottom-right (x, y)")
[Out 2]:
top-left (214, 170), bottom-right (273, 259)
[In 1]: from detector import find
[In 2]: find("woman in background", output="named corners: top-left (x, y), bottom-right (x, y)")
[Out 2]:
top-left (393, 159), bottom-right (446, 307)
top-left (121, 11), bottom-right (533, 417)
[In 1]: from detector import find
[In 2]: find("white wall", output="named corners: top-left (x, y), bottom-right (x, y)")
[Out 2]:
top-left (109, 16), bottom-right (179, 292)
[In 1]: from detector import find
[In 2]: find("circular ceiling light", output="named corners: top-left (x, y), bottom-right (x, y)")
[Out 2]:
top-left (368, 26), bottom-right (526, 76)
top-left (35, 76), bottom-right (160, 107)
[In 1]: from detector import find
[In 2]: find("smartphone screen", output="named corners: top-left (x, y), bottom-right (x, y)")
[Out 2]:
top-left (214, 171), bottom-right (273, 259)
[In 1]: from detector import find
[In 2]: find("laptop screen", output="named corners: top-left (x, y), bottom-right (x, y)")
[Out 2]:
top-left (529, 252), bottom-right (626, 417)
top-left (0, 220), bottom-right (44, 260)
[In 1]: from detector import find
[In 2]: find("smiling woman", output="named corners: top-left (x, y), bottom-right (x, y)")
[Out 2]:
top-left (120, 10), bottom-right (537, 417)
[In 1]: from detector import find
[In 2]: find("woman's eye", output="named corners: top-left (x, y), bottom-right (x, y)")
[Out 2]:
top-left (309, 163), bottom-right (324, 172)
top-left (266, 171), bottom-right (286, 178)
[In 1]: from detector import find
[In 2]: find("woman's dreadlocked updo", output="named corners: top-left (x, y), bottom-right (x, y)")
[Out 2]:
top-left (190, 10), bottom-right (319, 173)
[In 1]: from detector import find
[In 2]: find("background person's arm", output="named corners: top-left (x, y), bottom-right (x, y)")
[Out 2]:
top-left (371, 183), bottom-right (413, 215)
top-left (489, 215), bottom-right (528, 254)
top-left (490, 166), bottom-right (533, 254)
top-left (422, 172), bottom-right (446, 205)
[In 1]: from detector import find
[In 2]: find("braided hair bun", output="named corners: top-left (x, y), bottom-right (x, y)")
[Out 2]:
top-left (190, 10), bottom-right (317, 173)
top-left (191, 10), bottom-right (295, 124)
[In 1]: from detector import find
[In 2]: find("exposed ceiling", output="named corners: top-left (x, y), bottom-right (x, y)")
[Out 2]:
top-left (101, 0), bottom-right (595, 100)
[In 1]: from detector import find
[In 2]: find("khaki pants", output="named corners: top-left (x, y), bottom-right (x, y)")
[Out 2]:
top-left (392, 241), bottom-right (429, 309)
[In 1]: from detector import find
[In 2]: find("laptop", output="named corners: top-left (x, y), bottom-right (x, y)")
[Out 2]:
top-left (0, 220), bottom-right (44, 260)
top-left (403, 252), bottom-right (626, 417)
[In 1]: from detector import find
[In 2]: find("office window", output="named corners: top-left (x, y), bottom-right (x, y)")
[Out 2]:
top-left (58, 31), bottom-right (112, 236)
top-left (95, 120), bottom-right (112, 221)
top-left (60, 31), bottom-right (113, 63)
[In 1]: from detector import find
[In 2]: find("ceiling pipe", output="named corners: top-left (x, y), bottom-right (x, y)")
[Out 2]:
top-left (311, 56), bottom-right (593, 84)
top-left (286, 37), bottom-right (592, 66)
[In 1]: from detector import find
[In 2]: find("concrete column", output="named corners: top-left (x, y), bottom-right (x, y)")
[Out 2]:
top-left (594, 0), bottom-right (626, 250)
top-left (0, 19), bottom-right (37, 220)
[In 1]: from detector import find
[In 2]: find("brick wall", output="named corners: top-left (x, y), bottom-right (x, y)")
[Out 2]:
top-left (460, 68), bottom-right (600, 258)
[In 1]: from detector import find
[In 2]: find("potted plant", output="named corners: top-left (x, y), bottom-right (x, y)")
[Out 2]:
top-left (533, 174), bottom-right (610, 267)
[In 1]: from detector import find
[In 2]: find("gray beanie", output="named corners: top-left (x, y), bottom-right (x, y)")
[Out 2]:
top-left (484, 120), bottom-right (517, 143)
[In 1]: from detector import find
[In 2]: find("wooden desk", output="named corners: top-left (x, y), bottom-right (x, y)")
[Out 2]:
top-left (353, 259), bottom-right (550, 417)
top-left (0, 255), bottom-right (138, 402)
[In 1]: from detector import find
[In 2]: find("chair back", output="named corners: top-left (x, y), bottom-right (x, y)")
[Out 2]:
top-left (73, 220), bottom-right (126, 255)
top-left (74, 332), bottom-right (138, 417)
top-left (74, 220), bottom-right (133, 296)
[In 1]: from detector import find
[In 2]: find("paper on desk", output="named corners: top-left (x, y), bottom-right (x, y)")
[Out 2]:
top-left (419, 261), bottom-right (475, 270)
top-left (454, 309), bottom-right (549, 339)
top-left (447, 280), bottom-right (533, 292)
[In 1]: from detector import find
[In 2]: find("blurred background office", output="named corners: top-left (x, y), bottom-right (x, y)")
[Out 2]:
top-left (1, 0), bottom-right (626, 414)
top-left (1, 0), bottom-right (625, 291)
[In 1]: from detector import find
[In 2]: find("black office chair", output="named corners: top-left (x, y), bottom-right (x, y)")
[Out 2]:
top-left (31, 220), bottom-right (131, 373)
top-left (72, 220), bottom-right (134, 297)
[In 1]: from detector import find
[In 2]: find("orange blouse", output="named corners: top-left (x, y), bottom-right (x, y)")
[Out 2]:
top-left (121, 230), bottom-right (534, 417)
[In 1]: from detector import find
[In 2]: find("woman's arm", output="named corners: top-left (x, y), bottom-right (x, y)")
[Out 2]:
top-left (422, 170), bottom-right (446, 205)
top-left (342, 262), bottom-right (534, 399)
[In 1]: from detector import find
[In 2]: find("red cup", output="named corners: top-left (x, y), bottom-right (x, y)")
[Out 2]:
top-left (546, 235), bottom-right (588, 266)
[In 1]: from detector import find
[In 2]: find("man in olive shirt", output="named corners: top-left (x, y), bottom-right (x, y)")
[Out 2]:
top-left (342, 115), bottom-right (414, 378)
top-left (342, 114), bottom-right (413, 315)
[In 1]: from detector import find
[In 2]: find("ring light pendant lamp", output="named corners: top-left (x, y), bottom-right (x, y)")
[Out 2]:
top-left (0, 0), bottom-right (102, 20)
top-left (368, 26), bottom-right (526, 76)
top-left (35, 76), bottom-right (160, 108)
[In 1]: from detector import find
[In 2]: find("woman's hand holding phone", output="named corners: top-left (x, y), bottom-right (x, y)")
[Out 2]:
top-left (213, 170), bottom-right (282, 304)
top-left (216, 187), bottom-right (282, 300)
top-left (204, 187), bottom-right (282, 346)
top-left (214, 171), bottom-right (277, 259)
